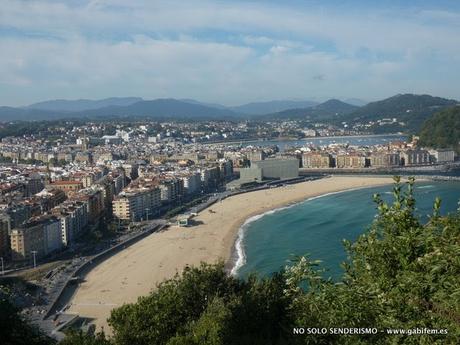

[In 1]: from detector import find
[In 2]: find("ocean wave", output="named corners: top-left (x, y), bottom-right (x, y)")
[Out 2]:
top-left (230, 186), bottom-right (373, 276)
top-left (417, 185), bottom-right (434, 189)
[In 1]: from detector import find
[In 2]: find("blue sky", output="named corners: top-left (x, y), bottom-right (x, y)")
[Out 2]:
top-left (1, 0), bottom-right (459, 106)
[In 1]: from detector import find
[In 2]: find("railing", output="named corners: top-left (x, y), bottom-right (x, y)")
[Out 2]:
top-left (43, 223), bottom-right (163, 320)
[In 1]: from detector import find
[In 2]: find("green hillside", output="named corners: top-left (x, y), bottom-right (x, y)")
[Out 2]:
top-left (260, 99), bottom-right (358, 120)
top-left (343, 94), bottom-right (458, 132)
top-left (419, 106), bottom-right (460, 152)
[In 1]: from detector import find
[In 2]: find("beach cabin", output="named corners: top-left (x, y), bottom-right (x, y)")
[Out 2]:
top-left (177, 214), bottom-right (192, 227)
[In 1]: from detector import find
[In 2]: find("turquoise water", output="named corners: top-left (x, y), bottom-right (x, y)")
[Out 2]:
top-left (234, 181), bottom-right (460, 279)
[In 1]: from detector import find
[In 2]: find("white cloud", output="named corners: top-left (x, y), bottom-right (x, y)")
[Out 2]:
top-left (1, 0), bottom-right (460, 105)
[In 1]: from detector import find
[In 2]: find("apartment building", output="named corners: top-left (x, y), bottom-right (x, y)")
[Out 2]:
top-left (43, 217), bottom-right (62, 254)
top-left (10, 222), bottom-right (45, 261)
top-left (52, 200), bottom-right (88, 246)
top-left (113, 187), bottom-right (161, 221)
top-left (180, 172), bottom-right (202, 195)
top-left (159, 179), bottom-right (184, 204)
top-left (302, 152), bottom-right (333, 168)
top-left (50, 180), bottom-right (83, 194)
top-left (200, 166), bottom-right (221, 190)
top-left (10, 215), bottom-right (64, 261)
top-left (336, 154), bottom-right (367, 168)
top-left (370, 152), bottom-right (401, 167)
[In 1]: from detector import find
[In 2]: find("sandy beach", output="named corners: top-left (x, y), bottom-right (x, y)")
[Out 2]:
top-left (67, 176), bottom-right (396, 332)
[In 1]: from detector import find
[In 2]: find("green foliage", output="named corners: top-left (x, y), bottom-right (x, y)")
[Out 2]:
top-left (0, 293), bottom-right (54, 345)
top-left (72, 177), bottom-right (459, 344)
top-left (3, 177), bottom-right (458, 344)
top-left (419, 106), bottom-right (460, 153)
top-left (343, 94), bottom-right (458, 133)
top-left (286, 176), bottom-right (460, 344)
top-left (108, 263), bottom-right (292, 345)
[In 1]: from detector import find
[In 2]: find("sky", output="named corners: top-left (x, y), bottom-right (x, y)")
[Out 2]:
top-left (1, 0), bottom-right (460, 106)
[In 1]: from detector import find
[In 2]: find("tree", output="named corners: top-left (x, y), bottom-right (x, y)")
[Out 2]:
top-left (0, 293), bottom-right (54, 345)
top-left (285, 177), bottom-right (460, 344)
top-left (108, 263), bottom-right (292, 345)
top-left (7, 177), bottom-right (458, 345)
top-left (419, 105), bottom-right (460, 152)
top-left (66, 177), bottom-right (459, 344)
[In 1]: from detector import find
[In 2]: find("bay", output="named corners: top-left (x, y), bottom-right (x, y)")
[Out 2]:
top-left (235, 181), bottom-right (460, 279)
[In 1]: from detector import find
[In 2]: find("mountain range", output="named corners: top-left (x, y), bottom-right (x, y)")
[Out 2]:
top-left (26, 97), bottom-right (143, 112)
top-left (0, 94), bottom-right (457, 133)
top-left (261, 99), bottom-right (359, 120)
top-left (228, 100), bottom-right (319, 115)
top-left (0, 98), bottom-right (329, 121)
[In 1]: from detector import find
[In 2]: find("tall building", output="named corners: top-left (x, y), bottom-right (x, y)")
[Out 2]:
top-left (218, 159), bottom-right (234, 181)
top-left (200, 166), bottom-right (221, 190)
top-left (52, 200), bottom-right (88, 247)
top-left (159, 179), bottom-right (183, 204)
top-left (72, 188), bottom-right (104, 223)
top-left (370, 152), bottom-right (401, 167)
top-left (181, 172), bottom-right (202, 195)
top-left (43, 217), bottom-right (62, 254)
top-left (10, 216), bottom-right (63, 261)
top-left (10, 222), bottom-right (45, 261)
top-left (302, 152), bottom-right (332, 168)
top-left (113, 187), bottom-right (161, 221)
top-left (336, 154), bottom-right (367, 168)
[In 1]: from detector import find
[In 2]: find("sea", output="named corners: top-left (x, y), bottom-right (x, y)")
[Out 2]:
top-left (233, 181), bottom-right (460, 280)
top-left (233, 134), bottom-right (460, 279)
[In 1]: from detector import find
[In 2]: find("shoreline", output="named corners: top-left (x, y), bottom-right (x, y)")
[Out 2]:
top-left (66, 176), bottom-right (399, 332)
top-left (228, 185), bottom-right (390, 276)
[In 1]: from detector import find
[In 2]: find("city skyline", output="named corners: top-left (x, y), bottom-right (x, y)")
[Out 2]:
top-left (1, 0), bottom-right (460, 106)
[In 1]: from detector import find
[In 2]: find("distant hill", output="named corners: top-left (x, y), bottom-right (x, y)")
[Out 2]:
top-left (0, 98), bottom-right (238, 122)
top-left (27, 97), bottom-right (144, 112)
top-left (261, 99), bottom-right (358, 120)
top-left (230, 100), bottom-right (319, 115)
top-left (1, 94), bottom-right (457, 126)
top-left (0, 106), bottom-right (64, 122)
top-left (344, 98), bottom-right (368, 106)
top-left (179, 99), bottom-right (228, 109)
top-left (418, 106), bottom-right (460, 153)
top-left (313, 99), bottom-right (358, 114)
top-left (75, 99), bottom-right (237, 119)
top-left (343, 94), bottom-right (459, 132)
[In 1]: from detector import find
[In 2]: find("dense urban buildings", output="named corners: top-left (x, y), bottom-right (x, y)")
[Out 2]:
top-left (0, 119), bottom-right (456, 265)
